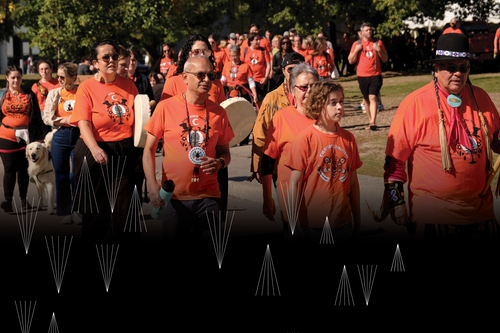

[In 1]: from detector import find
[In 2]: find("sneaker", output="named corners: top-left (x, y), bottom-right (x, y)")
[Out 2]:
top-left (72, 211), bottom-right (83, 225)
top-left (20, 198), bottom-right (33, 211)
top-left (353, 104), bottom-right (365, 110)
top-left (378, 104), bottom-right (384, 111)
top-left (61, 215), bottom-right (73, 225)
top-left (1, 199), bottom-right (13, 213)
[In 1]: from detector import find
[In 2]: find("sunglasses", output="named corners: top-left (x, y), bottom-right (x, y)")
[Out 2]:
top-left (439, 64), bottom-right (470, 73)
top-left (281, 41), bottom-right (291, 45)
top-left (185, 71), bottom-right (216, 81)
top-left (99, 53), bottom-right (119, 62)
top-left (295, 84), bottom-right (314, 92)
top-left (56, 75), bottom-right (65, 80)
top-left (191, 49), bottom-right (212, 57)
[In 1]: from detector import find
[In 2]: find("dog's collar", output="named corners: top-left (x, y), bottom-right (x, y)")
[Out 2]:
top-left (38, 169), bottom-right (54, 175)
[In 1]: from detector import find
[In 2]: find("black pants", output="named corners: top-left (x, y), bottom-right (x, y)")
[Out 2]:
top-left (0, 138), bottom-right (29, 201)
top-left (72, 137), bottom-right (141, 244)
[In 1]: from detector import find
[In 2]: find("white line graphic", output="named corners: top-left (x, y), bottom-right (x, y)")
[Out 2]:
top-left (72, 156), bottom-right (99, 214)
top-left (13, 197), bottom-right (40, 254)
top-left (96, 244), bottom-right (120, 292)
top-left (280, 181), bottom-right (306, 235)
top-left (390, 244), bottom-right (405, 272)
top-left (206, 210), bottom-right (235, 269)
top-left (335, 265), bottom-right (355, 306)
top-left (14, 300), bottom-right (36, 333)
top-left (255, 244), bottom-right (281, 296)
top-left (124, 185), bottom-right (147, 232)
top-left (357, 265), bottom-right (378, 306)
top-left (45, 236), bottom-right (73, 293)
top-left (319, 216), bottom-right (334, 244)
top-left (48, 312), bottom-right (59, 333)
top-left (100, 155), bottom-right (126, 213)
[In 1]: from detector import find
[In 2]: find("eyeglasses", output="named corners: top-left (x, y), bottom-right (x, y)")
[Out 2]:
top-left (57, 75), bottom-right (65, 80)
top-left (294, 84), bottom-right (314, 92)
top-left (98, 53), bottom-right (119, 62)
top-left (185, 71), bottom-right (216, 81)
top-left (281, 41), bottom-right (291, 45)
top-left (191, 49), bottom-right (212, 57)
top-left (439, 64), bottom-right (470, 73)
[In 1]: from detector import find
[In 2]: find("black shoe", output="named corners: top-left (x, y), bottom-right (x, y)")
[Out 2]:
top-left (1, 200), bottom-right (13, 213)
top-left (20, 198), bottom-right (33, 211)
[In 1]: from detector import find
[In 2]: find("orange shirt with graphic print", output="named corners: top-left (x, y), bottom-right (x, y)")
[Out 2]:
top-left (0, 91), bottom-right (31, 142)
top-left (286, 124), bottom-right (362, 228)
top-left (241, 38), bottom-right (272, 53)
top-left (56, 88), bottom-right (77, 127)
top-left (70, 75), bottom-right (138, 142)
top-left (306, 53), bottom-right (334, 77)
top-left (159, 57), bottom-right (173, 75)
top-left (386, 82), bottom-right (500, 225)
top-left (241, 47), bottom-right (271, 82)
top-left (144, 94), bottom-right (234, 200)
top-left (221, 61), bottom-right (254, 97)
top-left (31, 78), bottom-right (60, 113)
top-left (159, 75), bottom-right (226, 104)
top-left (213, 49), bottom-right (229, 74)
top-left (263, 106), bottom-right (316, 220)
top-left (350, 39), bottom-right (386, 77)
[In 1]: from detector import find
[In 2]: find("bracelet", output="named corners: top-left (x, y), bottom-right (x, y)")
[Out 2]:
top-left (384, 181), bottom-right (405, 209)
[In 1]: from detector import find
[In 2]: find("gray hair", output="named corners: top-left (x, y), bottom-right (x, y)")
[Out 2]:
top-left (229, 44), bottom-right (240, 54)
top-left (183, 55), bottom-right (212, 72)
top-left (289, 63), bottom-right (319, 89)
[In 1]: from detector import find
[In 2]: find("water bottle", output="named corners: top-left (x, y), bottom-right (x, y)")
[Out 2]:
top-left (151, 180), bottom-right (175, 220)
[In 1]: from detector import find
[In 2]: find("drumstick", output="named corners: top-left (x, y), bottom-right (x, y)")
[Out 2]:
top-left (480, 153), bottom-right (500, 197)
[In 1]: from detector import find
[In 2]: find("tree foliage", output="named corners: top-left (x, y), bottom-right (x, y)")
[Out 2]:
top-left (14, 0), bottom-right (231, 64)
top-left (0, 0), bottom-right (18, 41)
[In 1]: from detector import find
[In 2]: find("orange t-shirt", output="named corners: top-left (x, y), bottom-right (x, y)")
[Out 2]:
top-left (159, 75), bottom-right (226, 104)
top-left (386, 82), bottom-right (500, 225)
top-left (56, 88), bottom-right (77, 126)
top-left (241, 38), bottom-right (272, 53)
top-left (0, 90), bottom-right (31, 142)
top-left (70, 75), bottom-right (138, 142)
top-left (306, 53), bottom-right (334, 77)
top-left (159, 57), bottom-right (173, 75)
top-left (221, 61), bottom-right (254, 97)
top-left (293, 47), bottom-right (309, 59)
top-left (443, 27), bottom-right (464, 35)
top-left (241, 47), bottom-right (271, 81)
top-left (213, 48), bottom-right (229, 74)
top-left (32, 78), bottom-right (60, 113)
top-left (263, 106), bottom-right (316, 220)
top-left (286, 124), bottom-right (362, 228)
top-left (144, 94), bottom-right (235, 200)
top-left (350, 39), bottom-right (386, 77)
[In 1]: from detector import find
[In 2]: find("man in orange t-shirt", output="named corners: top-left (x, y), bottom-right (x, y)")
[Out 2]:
top-left (442, 18), bottom-right (464, 35)
top-left (143, 56), bottom-right (234, 244)
top-left (292, 35), bottom-right (309, 58)
top-left (241, 33), bottom-right (272, 102)
top-left (379, 33), bottom-right (500, 242)
top-left (348, 22), bottom-right (387, 130)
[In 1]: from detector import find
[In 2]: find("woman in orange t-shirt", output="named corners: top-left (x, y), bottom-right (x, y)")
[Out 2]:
top-left (0, 65), bottom-right (46, 212)
top-left (220, 45), bottom-right (258, 104)
top-left (42, 63), bottom-right (81, 223)
top-left (261, 63), bottom-right (319, 230)
top-left (70, 39), bottom-right (140, 243)
top-left (286, 80), bottom-right (361, 243)
top-left (31, 59), bottom-right (60, 113)
top-left (306, 36), bottom-right (335, 80)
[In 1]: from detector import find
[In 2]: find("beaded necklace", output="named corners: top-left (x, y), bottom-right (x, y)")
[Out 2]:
top-left (183, 93), bottom-right (209, 182)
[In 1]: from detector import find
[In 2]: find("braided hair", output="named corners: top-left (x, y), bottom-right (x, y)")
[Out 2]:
top-left (175, 34), bottom-right (217, 76)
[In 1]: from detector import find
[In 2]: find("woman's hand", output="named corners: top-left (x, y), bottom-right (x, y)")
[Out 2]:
top-left (91, 146), bottom-right (108, 165)
top-left (148, 182), bottom-right (164, 209)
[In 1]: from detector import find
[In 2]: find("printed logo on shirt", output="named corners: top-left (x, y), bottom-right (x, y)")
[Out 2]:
top-left (455, 119), bottom-right (482, 164)
top-left (317, 144), bottom-right (349, 182)
top-left (5, 98), bottom-right (29, 119)
top-left (179, 115), bottom-right (211, 151)
top-left (250, 54), bottom-right (259, 65)
top-left (103, 92), bottom-right (130, 125)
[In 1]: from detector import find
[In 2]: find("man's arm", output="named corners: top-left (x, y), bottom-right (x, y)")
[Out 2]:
top-left (348, 43), bottom-right (362, 64)
top-left (373, 41), bottom-right (388, 63)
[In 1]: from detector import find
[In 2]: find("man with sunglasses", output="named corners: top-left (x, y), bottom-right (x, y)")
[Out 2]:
top-left (250, 52), bottom-right (304, 183)
top-left (376, 33), bottom-right (500, 243)
top-left (143, 55), bottom-right (234, 245)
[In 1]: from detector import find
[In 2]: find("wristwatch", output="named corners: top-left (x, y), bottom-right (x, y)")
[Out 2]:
top-left (219, 158), bottom-right (226, 169)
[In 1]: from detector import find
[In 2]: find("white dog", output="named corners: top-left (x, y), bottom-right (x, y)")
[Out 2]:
top-left (26, 142), bottom-right (56, 214)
